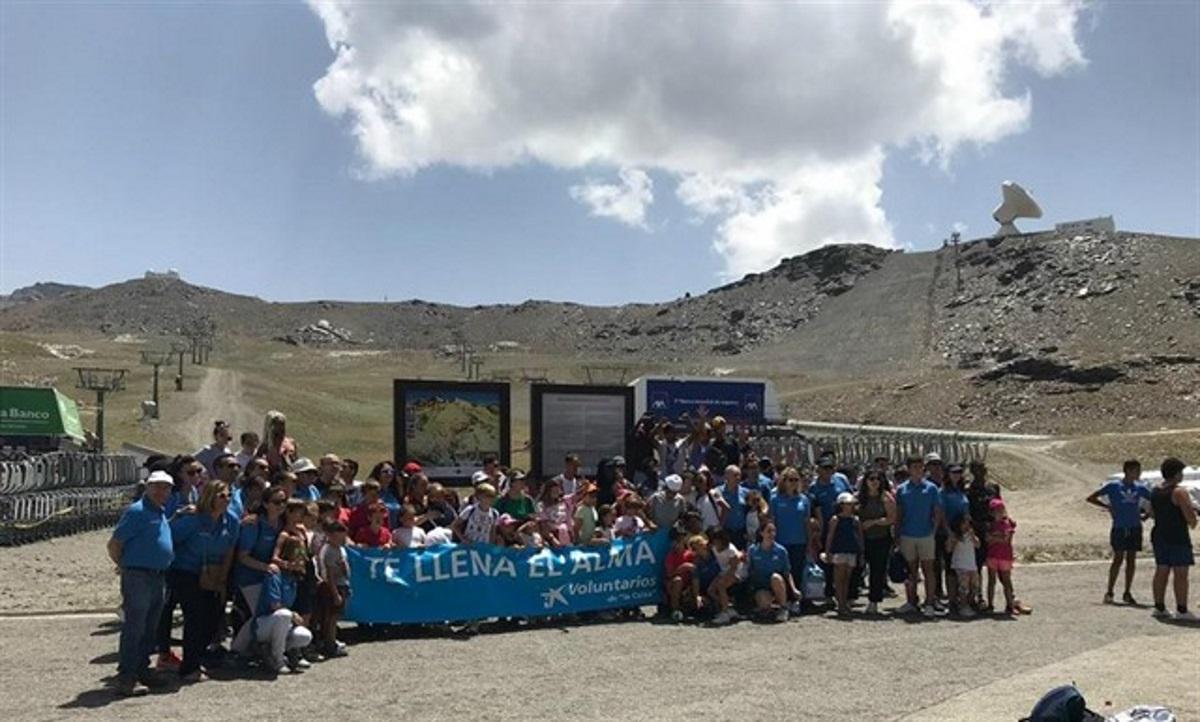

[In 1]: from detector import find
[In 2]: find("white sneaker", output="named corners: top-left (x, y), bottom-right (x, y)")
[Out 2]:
top-left (1174, 610), bottom-right (1199, 622)
top-left (865, 602), bottom-right (878, 615)
top-left (712, 609), bottom-right (733, 625)
top-left (774, 607), bottom-right (789, 623)
top-left (670, 610), bottom-right (684, 623)
top-left (1152, 607), bottom-right (1172, 619)
top-left (895, 602), bottom-right (918, 615)
top-left (921, 604), bottom-right (936, 618)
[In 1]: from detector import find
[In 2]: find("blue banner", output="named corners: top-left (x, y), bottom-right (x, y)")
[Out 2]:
top-left (344, 530), bottom-right (670, 623)
top-left (646, 379), bottom-right (765, 423)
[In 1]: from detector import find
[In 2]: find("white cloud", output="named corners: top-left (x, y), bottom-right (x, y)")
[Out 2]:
top-left (569, 168), bottom-right (654, 229)
top-left (308, 0), bottom-right (1087, 278)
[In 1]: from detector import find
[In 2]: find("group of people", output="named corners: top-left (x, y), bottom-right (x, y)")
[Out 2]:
top-left (107, 411), bottom-right (1197, 697)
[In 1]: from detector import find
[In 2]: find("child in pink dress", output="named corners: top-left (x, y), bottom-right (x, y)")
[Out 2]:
top-left (985, 498), bottom-right (1018, 616)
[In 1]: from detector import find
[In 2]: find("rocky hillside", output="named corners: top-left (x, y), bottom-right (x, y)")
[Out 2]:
top-left (0, 282), bottom-right (90, 309)
top-left (2, 230), bottom-right (1196, 372)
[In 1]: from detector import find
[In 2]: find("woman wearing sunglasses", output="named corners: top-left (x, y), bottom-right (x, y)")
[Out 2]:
top-left (168, 481), bottom-right (239, 682)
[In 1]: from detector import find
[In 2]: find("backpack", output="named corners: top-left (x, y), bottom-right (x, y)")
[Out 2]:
top-left (1020, 684), bottom-right (1104, 722)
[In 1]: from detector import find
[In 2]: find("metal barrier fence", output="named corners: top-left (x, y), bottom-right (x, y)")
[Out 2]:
top-left (0, 486), bottom-right (137, 546)
top-left (751, 433), bottom-right (988, 472)
top-left (0, 452), bottom-right (140, 545)
top-left (0, 452), bottom-right (139, 495)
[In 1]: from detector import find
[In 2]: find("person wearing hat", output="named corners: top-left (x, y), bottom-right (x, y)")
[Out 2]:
top-left (895, 455), bottom-right (944, 617)
top-left (809, 455), bottom-right (851, 600)
top-left (938, 462), bottom-right (970, 611)
top-left (923, 453), bottom-right (950, 602)
top-left (290, 458), bottom-right (321, 502)
top-left (495, 471), bottom-right (537, 521)
top-left (108, 470), bottom-right (176, 696)
top-left (825, 492), bottom-right (864, 616)
top-left (648, 474), bottom-right (687, 531)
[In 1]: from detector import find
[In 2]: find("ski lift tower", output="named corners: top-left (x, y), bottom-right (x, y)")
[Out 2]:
top-left (140, 349), bottom-right (173, 418)
top-left (74, 367), bottom-right (127, 452)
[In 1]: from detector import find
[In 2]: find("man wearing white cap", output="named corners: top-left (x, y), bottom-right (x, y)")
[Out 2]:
top-left (107, 471), bottom-right (176, 696)
top-left (649, 474), bottom-right (687, 530)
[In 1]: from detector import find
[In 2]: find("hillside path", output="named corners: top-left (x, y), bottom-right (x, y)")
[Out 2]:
top-left (183, 367), bottom-right (259, 446)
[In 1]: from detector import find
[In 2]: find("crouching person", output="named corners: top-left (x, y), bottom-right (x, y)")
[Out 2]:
top-left (232, 538), bottom-right (313, 675)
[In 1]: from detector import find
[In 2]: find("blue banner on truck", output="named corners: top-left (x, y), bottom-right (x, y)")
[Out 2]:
top-left (645, 379), bottom-right (765, 423)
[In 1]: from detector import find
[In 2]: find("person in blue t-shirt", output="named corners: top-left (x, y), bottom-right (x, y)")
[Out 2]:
top-left (718, 465), bottom-right (749, 548)
top-left (938, 463), bottom-right (970, 611)
top-left (108, 471), bottom-right (176, 696)
top-left (1086, 459), bottom-right (1152, 604)
top-left (291, 458), bottom-right (322, 501)
top-left (809, 456), bottom-right (851, 598)
top-left (234, 487), bottom-right (288, 617)
top-left (770, 469), bottom-right (817, 593)
top-left (894, 456), bottom-right (944, 616)
top-left (167, 480), bottom-right (240, 682)
top-left (746, 521), bottom-right (801, 622)
top-left (230, 536), bottom-right (313, 675)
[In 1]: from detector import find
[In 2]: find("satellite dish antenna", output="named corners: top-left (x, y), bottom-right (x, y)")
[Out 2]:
top-left (992, 181), bottom-right (1043, 237)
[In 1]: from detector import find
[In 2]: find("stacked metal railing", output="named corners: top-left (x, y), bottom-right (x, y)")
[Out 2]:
top-left (749, 428), bottom-right (989, 473)
top-left (0, 452), bottom-right (139, 545)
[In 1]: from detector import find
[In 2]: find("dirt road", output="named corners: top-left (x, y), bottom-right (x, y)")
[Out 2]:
top-left (180, 367), bottom-right (259, 447)
top-left (4, 562), bottom-right (1194, 721)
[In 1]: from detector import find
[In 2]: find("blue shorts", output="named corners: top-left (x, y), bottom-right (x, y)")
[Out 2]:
top-left (1152, 541), bottom-right (1195, 568)
top-left (1110, 526), bottom-right (1143, 553)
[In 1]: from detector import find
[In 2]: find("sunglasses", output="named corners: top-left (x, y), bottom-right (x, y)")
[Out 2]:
top-left (217, 492), bottom-right (231, 499)
top-left (186, 468), bottom-right (204, 476)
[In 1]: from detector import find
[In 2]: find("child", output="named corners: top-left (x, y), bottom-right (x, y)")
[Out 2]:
top-left (422, 483), bottom-right (458, 530)
top-left (708, 528), bottom-right (744, 625)
top-left (986, 498), bottom-right (1018, 615)
top-left (664, 529), bottom-right (697, 622)
top-left (314, 521), bottom-right (350, 658)
top-left (452, 483), bottom-right (500, 545)
top-left (614, 496), bottom-right (656, 538)
top-left (744, 489), bottom-right (768, 544)
top-left (537, 478), bottom-right (573, 546)
top-left (824, 492), bottom-right (864, 617)
top-left (273, 500), bottom-right (316, 636)
top-left (352, 502), bottom-right (392, 548)
top-left (573, 483), bottom-right (600, 543)
top-left (231, 536), bottom-right (314, 675)
top-left (495, 473), bottom-right (537, 521)
top-left (517, 519), bottom-right (545, 549)
top-left (948, 515), bottom-right (981, 617)
top-left (590, 504), bottom-right (616, 544)
top-left (390, 504), bottom-right (428, 548)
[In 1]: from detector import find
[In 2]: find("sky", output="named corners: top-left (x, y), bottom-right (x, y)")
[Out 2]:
top-left (1, 1), bottom-right (1197, 307)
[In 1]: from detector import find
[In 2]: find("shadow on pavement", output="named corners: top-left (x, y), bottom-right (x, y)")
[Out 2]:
top-left (89, 651), bottom-right (119, 665)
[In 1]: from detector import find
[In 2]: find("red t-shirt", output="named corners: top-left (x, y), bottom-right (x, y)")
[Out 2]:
top-left (665, 548), bottom-right (695, 578)
top-left (348, 502), bottom-right (389, 538)
top-left (353, 525), bottom-right (391, 548)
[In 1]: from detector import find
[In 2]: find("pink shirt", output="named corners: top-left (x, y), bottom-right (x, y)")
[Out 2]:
top-left (987, 517), bottom-right (1016, 561)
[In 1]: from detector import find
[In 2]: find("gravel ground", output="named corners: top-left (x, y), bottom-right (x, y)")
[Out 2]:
top-left (1, 562), bottom-right (1195, 722)
top-left (0, 530), bottom-right (120, 612)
